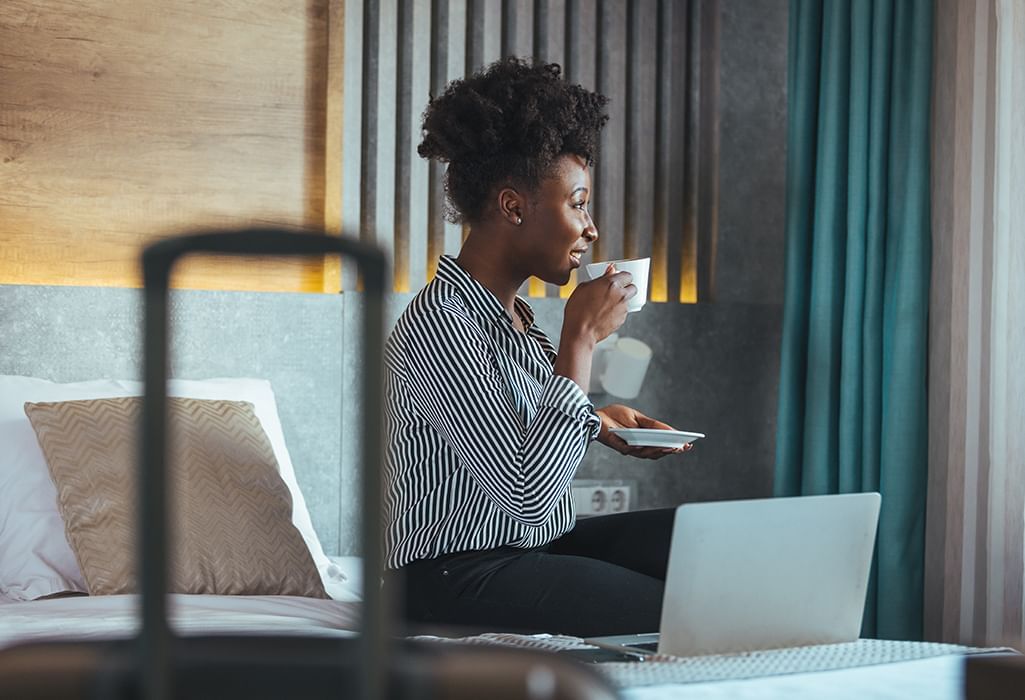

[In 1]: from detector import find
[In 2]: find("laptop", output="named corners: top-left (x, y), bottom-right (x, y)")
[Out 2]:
top-left (584, 492), bottom-right (881, 658)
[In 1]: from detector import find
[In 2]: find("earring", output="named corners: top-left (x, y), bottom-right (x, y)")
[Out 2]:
top-left (516, 216), bottom-right (523, 226)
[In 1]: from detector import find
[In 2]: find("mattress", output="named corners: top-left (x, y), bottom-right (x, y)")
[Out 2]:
top-left (0, 594), bottom-right (359, 650)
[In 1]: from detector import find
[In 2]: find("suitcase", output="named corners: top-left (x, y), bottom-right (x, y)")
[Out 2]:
top-left (0, 228), bottom-right (618, 700)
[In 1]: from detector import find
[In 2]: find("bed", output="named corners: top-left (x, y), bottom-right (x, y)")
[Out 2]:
top-left (0, 590), bottom-right (1009, 699)
top-left (0, 230), bottom-right (1016, 698)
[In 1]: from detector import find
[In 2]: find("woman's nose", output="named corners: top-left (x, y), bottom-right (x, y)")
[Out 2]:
top-left (583, 217), bottom-right (598, 242)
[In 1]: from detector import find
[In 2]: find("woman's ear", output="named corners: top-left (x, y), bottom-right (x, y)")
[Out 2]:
top-left (497, 187), bottom-right (524, 226)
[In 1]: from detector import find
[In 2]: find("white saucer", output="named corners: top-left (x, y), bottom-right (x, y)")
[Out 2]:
top-left (610, 428), bottom-right (705, 449)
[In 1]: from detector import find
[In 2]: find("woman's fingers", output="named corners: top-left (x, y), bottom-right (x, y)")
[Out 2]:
top-left (620, 442), bottom-right (694, 459)
top-left (622, 445), bottom-right (676, 459)
top-left (611, 271), bottom-right (636, 295)
top-left (634, 414), bottom-right (675, 431)
top-left (604, 432), bottom-right (632, 454)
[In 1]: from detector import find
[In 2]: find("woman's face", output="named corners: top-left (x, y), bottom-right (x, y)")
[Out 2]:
top-left (520, 154), bottom-right (598, 286)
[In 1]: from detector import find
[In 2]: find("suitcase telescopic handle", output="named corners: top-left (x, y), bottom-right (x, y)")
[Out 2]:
top-left (141, 229), bottom-right (389, 700)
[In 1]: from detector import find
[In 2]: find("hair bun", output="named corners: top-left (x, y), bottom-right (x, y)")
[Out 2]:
top-left (419, 86), bottom-right (506, 164)
top-left (417, 57), bottom-right (608, 224)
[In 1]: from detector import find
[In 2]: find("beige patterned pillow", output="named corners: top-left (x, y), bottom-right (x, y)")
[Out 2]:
top-left (24, 397), bottom-right (327, 598)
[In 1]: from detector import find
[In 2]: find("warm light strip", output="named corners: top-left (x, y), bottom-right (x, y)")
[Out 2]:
top-left (560, 270), bottom-right (577, 298)
top-left (680, 251), bottom-right (698, 303)
top-left (651, 235), bottom-right (669, 303)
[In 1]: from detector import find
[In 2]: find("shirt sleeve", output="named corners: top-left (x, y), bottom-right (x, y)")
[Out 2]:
top-left (401, 305), bottom-right (600, 526)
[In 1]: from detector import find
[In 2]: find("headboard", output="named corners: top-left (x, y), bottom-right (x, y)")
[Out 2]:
top-left (0, 283), bottom-right (355, 554)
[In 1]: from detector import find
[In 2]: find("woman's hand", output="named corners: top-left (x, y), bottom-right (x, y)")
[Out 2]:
top-left (553, 266), bottom-right (635, 392)
top-left (562, 265), bottom-right (635, 346)
top-left (595, 404), bottom-right (694, 460)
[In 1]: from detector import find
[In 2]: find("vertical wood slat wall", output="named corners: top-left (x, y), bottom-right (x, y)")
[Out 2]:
top-left (339, 0), bottom-right (718, 302)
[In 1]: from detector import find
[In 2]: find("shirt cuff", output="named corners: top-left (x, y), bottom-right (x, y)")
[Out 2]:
top-left (540, 375), bottom-right (602, 441)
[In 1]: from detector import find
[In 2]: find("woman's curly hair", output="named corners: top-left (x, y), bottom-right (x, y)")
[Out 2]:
top-left (417, 57), bottom-right (610, 224)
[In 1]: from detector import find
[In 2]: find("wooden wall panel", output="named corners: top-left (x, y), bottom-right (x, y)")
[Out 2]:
top-left (392, 0), bottom-right (413, 292)
top-left (652, 0), bottom-right (673, 302)
top-left (375, 0), bottom-right (399, 268)
top-left (0, 0), bottom-right (331, 291)
top-left (625, 0), bottom-right (658, 265)
top-left (406, 0), bottom-right (432, 291)
top-left (444, 0), bottom-right (469, 257)
top-left (561, 0), bottom-right (598, 298)
top-left (595, 0), bottom-right (628, 265)
top-left (536, 0), bottom-right (566, 298)
top-left (425, 0), bottom-right (448, 281)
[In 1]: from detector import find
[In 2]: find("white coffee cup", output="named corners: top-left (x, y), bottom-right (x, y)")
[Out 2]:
top-left (600, 337), bottom-right (653, 399)
top-left (583, 257), bottom-right (650, 312)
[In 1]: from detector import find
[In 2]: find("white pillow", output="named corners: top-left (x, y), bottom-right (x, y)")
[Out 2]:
top-left (0, 375), bottom-right (337, 601)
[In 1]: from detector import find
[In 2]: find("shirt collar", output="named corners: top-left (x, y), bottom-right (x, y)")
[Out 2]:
top-left (435, 255), bottom-right (535, 329)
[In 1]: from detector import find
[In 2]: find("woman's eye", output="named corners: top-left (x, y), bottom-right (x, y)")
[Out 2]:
top-left (574, 202), bottom-right (588, 210)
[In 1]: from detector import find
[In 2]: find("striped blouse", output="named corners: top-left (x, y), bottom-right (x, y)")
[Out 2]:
top-left (383, 255), bottom-right (602, 570)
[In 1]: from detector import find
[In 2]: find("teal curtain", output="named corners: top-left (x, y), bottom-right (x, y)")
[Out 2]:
top-left (774, 0), bottom-right (933, 640)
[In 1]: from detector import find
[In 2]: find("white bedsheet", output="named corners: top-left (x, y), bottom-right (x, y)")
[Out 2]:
top-left (0, 594), bottom-right (359, 650)
top-left (409, 631), bottom-right (1013, 699)
top-left (622, 654), bottom-right (966, 700)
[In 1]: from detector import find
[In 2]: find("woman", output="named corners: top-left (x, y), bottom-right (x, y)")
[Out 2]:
top-left (383, 57), bottom-right (689, 637)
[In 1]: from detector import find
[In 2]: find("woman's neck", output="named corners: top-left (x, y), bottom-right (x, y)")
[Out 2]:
top-left (455, 230), bottom-right (526, 317)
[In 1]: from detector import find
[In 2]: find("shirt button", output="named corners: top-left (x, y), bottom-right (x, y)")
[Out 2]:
top-left (442, 569), bottom-right (450, 576)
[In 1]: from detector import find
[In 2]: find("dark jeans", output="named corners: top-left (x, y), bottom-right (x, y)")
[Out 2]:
top-left (388, 508), bottom-right (675, 638)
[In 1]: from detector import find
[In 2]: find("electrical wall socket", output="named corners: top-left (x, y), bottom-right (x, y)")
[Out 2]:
top-left (571, 479), bottom-right (635, 517)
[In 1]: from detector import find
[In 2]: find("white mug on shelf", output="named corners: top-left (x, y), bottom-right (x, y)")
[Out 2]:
top-left (600, 337), bottom-right (652, 399)
top-left (589, 333), bottom-right (620, 394)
